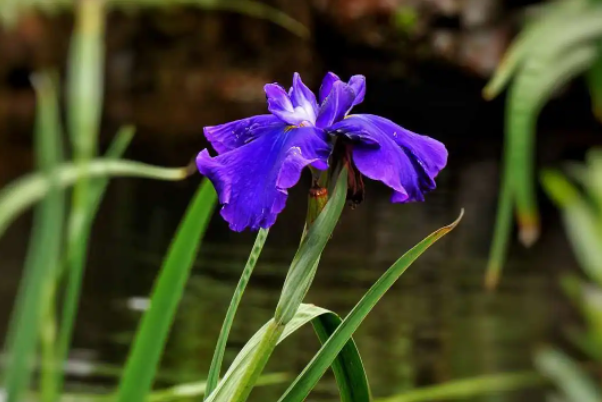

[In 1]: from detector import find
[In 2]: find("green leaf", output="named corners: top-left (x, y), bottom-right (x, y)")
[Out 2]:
top-left (376, 371), bottom-right (545, 402)
top-left (148, 373), bottom-right (289, 402)
top-left (483, 0), bottom-right (588, 99)
top-left (275, 169), bottom-right (348, 324)
top-left (2, 72), bottom-right (66, 402)
top-left (205, 170), bottom-right (349, 402)
top-left (206, 304), bottom-right (369, 402)
top-left (278, 211), bottom-right (463, 402)
top-left (486, 44), bottom-right (598, 289)
top-left (53, 126), bottom-right (135, 399)
top-left (67, 0), bottom-right (105, 161)
top-left (115, 179), bottom-right (217, 402)
top-left (534, 347), bottom-right (601, 402)
top-left (204, 228), bottom-right (270, 398)
top-left (0, 158), bottom-right (192, 239)
top-left (541, 169), bottom-right (602, 285)
top-left (587, 54), bottom-right (602, 121)
top-left (311, 311), bottom-right (371, 402)
top-left (1, 0), bottom-right (309, 39)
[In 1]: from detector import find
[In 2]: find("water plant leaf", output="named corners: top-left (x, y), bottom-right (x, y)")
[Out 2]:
top-left (2, 72), bottom-right (66, 402)
top-left (278, 210), bottom-right (463, 402)
top-left (541, 169), bottom-right (602, 286)
top-left (53, 126), bottom-right (135, 399)
top-left (376, 371), bottom-right (545, 402)
top-left (534, 347), bottom-right (601, 402)
top-left (205, 304), bottom-right (370, 402)
top-left (0, 158), bottom-right (192, 239)
top-left (484, 5), bottom-right (602, 288)
top-left (115, 179), bottom-right (217, 402)
top-left (205, 169), bottom-right (350, 402)
top-left (204, 228), bottom-right (270, 398)
top-left (0, 0), bottom-right (308, 38)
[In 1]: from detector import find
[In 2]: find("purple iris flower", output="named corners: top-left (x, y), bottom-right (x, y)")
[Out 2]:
top-left (197, 72), bottom-right (447, 232)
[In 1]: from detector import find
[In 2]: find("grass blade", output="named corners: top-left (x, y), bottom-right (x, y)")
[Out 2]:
top-left (53, 126), bottom-right (135, 399)
top-left (534, 347), bottom-right (601, 402)
top-left (204, 228), bottom-right (270, 399)
top-left (204, 170), bottom-right (348, 402)
top-left (67, 0), bottom-right (104, 161)
top-left (2, 0), bottom-right (308, 39)
top-left (376, 371), bottom-right (545, 402)
top-left (485, 45), bottom-right (597, 289)
top-left (148, 373), bottom-right (288, 402)
top-left (311, 312), bottom-right (370, 402)
top-left (115, 179), bottom-right (217, 402)
top-left (207, 304), bottom-right (369, 402)
top-left (587, 54), bottom-right (602, 121)
top-left (0, 158), bottom-right (193, 239)
top-left (277, 211), bottom-right (464, 402)
top-left (2, 72), bottom-right (66, 402)
top-left (275, 169), bottom-right (348, 324)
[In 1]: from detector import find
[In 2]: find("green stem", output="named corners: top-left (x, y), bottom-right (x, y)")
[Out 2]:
top-left (204, 228), bottom-right (270, 399)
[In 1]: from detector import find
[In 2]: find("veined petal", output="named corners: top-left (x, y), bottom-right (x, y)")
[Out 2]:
top-left (330, 114), bottom-right (447, 202)
top-left (318, 72), bottom-right (341, 104)
top-left (265, 83), bottom-right (304, 125)
top-left (196, 125), bottom-right (330, 231)
top-left (203, 114), bottom-right (283, 154)
top-left (348, 75), bottom-right (366, 106)
top-left (316, 81), bottom-right (356, 129)
top-left (290, 72), bottom-right (318, 123)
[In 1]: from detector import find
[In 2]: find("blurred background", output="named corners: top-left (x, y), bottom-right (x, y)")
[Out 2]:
top-left (1, 0), bottom-right (601, 401)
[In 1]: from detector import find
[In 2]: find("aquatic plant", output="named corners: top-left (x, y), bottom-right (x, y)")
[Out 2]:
top-left (0, 1), bottom-right (461, 402)
top-left (484, 0), bottom-right (602, 289)
top-left (536, 149), bottom-right (602, 401)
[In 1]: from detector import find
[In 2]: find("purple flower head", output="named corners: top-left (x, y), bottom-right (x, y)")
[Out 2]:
top-left (197, 72), bottom-right (447, 231)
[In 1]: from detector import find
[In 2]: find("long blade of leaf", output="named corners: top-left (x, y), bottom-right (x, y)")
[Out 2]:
top-left (2, 0), bottom-right (308, 38)
top-left (376, 371), bottom-right (545, 402)
top-left (534, 347), bottom-right (601, 402)
top-left (0, 158), bottom-right (192, 239)
top-left (207, 304), bottom-right (369, 402)
top-left (204, 228), bottom-right (270, 398)
top-left (277, 211), bottom-right (464, 402)
top-left (311, 312), bottom-right (370, 402)
top-left (587, 54), bottom-right (602, 122)
top-left (2, 72), bottom-right (66, 402)
top-left (541, 169), bottom-right (602, 285)
top-left (483, 0), bottom-right (587, 98)
top-left (485, 45), bottom-right (598, 289)
top-left (205, 170), bottom-right (349, 402)
top-left (275, 169), bottom-right (348, 324)
top-left (53, 126), bottom-right (135, 399)
top-left (115, 179), bottom-right (217, 402)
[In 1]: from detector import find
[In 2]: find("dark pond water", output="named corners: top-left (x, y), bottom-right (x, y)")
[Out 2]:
top-left (0, 43), bottom-right (600, 402)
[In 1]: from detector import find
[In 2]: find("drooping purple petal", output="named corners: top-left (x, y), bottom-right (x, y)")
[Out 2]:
top-left (348, 75), bottom-right (366, 106)
top-left (203, 114), bottom-right (284, 154)
top-left (316, 81), bottom-right (356, 129)
top-left (290, 72), bottom-right (318, 123)
top-left (196, 125), bottom-right (330, 231)
top-left (329, 114), bottom-right (447, 202)
top-left (318, 72), bottom-right (341, 104)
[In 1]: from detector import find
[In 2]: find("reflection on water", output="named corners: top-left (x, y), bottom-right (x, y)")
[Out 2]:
top-left (0, 71), bottom-right (593, 401)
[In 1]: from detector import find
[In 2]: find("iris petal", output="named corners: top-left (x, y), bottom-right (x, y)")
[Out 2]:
top-left (348, 75), bottom-right (366, 106)
top-left (316, 81), bottom-right (356, 129)
top-left (290, 72), bottom-right (318, 123)
top-left (196, 124), bottom-right (330, 231)
top-left (265, 83), bottom-right (304, 125)
top-left (318, 72), bottom-right (341, 104)
top-left (330, 114), bottom-right (447, 202)
top-left (203, 114), bottom-right (284, 154)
